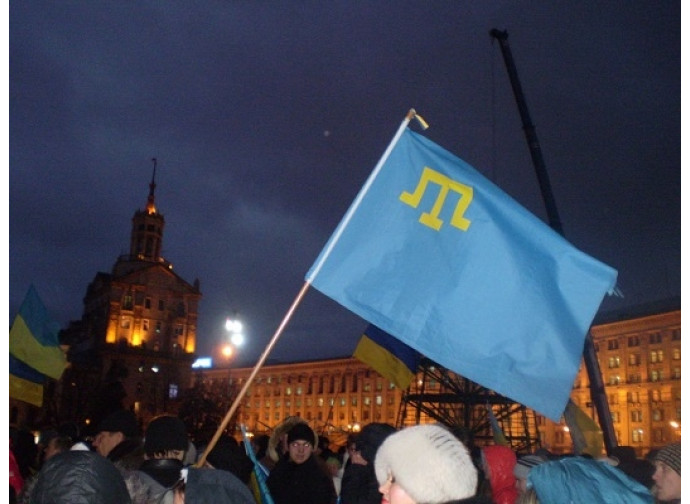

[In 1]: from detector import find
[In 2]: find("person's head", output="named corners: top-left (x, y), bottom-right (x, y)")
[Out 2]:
top-left (356, 422), bottom-right (397, 465)
top-left (44, 435), bottom-right (73, 461)
top-left (326, 456), bottom-right (341, 477)
top-left (513, 454), bottom-right (546, 493)
top-left (30, 451), bottom-right (131, 504)
top-left (92, 410), bottom-right (139, 457)
top-left (286, 423), bottom-right (316, 465)
top-left (144, 414), bottom-right (188, 460)
top-left (651, 442), bottom-right (681, 501)
top-left (375, 424), bottom-right (478, 504)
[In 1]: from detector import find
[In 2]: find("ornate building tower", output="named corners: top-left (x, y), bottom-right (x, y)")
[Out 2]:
top-left (60, 160), bottom-right (201, 427)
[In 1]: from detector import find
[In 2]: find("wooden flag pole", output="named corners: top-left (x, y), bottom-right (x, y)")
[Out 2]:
top-left (196, 280), bottom-right (311, 467)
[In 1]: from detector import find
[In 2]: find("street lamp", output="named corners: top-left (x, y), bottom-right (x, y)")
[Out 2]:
top-left (225, 316), bottom-right (245, 347)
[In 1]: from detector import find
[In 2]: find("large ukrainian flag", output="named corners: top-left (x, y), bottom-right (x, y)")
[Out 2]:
top-left (9, 286), bottom-right (67, 406)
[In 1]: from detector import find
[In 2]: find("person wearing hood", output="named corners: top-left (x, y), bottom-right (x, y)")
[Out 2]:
top-left (267, 422), bottom-right (337, 504)
top-left (25, 450), bottom-right (132, 504)
top-left (481, 445), bottom-right (518, 504)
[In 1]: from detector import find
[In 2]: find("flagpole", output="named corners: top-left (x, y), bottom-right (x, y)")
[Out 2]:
top-left (196, 280), bottom-right (311, 467)
top-left (306, 109), bottom-right (423, 283)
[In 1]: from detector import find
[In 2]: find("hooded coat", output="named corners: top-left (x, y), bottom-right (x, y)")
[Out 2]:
top-left (28, 451), bottom-right (132, 504)
top-left (481, 446), bottom-right (518, 504)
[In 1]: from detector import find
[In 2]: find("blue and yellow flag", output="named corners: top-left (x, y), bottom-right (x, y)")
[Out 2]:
top-left (9, 286), bottom-right (67, 380)
top-left (306, 125), bottom-right (617, 422)
top-left (9, 353), bottom-right (45, 407)
top-left (354, 324), bottom-right (419, 389)
top-left (563, 399), bottom-right (604, 459)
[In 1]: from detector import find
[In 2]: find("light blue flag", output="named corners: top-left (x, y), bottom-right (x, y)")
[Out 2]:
top-left (306, 125), bottom-right (617, 422)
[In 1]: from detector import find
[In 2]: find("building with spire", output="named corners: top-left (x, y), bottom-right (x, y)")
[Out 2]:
top-left (59, 160), bottom-right (201, 429)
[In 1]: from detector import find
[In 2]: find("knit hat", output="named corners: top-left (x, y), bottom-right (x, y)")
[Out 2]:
top-left (287, 423), bottom-right (316, 445)
top-left (144, 415), bottom-right (188, 453)
top-left (356, 422), bottom-right (397, 463)
top-left (654, 442), bottom-right (681, 475)
top-left (98, 410), bottom-right (139, 438)
top-left (513, 454), bottom-right (547, 480)
top-left (374, 424), bottom-right (477, 503)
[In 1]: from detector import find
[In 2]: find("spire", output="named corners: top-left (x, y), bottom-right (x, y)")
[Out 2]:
top-left (146, 157), bottom-right (157, 214)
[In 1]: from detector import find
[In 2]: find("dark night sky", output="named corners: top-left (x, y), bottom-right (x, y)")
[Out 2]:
top-left (9, 2), bottom-right (680, 367)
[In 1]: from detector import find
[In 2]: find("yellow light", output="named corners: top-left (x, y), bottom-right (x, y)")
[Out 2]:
top-left (222, 345), bottom-right (234, 358)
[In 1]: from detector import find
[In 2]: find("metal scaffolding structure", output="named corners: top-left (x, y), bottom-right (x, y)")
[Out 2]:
top-left (396, 358), bottom-right (541, 453)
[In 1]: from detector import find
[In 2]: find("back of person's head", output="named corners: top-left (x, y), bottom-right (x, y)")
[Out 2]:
top-left (253, 434), bottom-right (270, 460)
top-left (355, 422), bottom-right (396, 464)
top-left (29, 451), bottom-right (132, 504)
top-left (97, 409), bottom-right (139, 438)
top-left (374, 424), bottom-right (478, 503)
top-left (144, 414), bottom-right (188, 459)
top-left (206, 435), bottom-right (253, 484)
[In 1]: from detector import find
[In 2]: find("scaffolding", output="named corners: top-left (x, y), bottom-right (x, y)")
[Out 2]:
top-left (396, 358), bottom-right (541, 453)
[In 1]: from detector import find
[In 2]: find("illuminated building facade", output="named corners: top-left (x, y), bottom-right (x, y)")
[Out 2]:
top-left (198, 307), bottom-right (680, 454)
top-left (59, 164), bottom-right (200, 426)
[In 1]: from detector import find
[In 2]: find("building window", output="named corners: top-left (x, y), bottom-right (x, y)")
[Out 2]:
top-left (631, 429), bottom-right (644, 443)
top-left (142, 319), bottom-right (149, 332)
top-left (608, 393), bottom-right (619, 405)
top-left (608, 356), bottom-right (620, 368)
top-left (650, 350), bottom-right (664, 363)
top-left (376, 395), bottom-right (382, 406)
top-left (672, 367), bottom-right (681, 380)
top-left (671, 329), bottom-right (680, 341)
top-left (631, 410), bottom-right (643, 423)
top-left (627, 335), bottom-right (640, 347)
top-left (608, 375), bottom-right (620, 385)
top-left (611, 411), bottom-right (619, 423)
top-left (121, 318), bottom-right (131, 329)
top-left (158, 299), bottom-right (165, 311)
top-left (607, 340), bottom-right (619, 350)
top-left (672, 348), bottom-right (680, 360)
top-left (168, 383), bottom-right (178, 399)
top-left (317, 398), bottom-right (324, 407)
top-left (285, 387), bottom-right (292, 396)
top-left (145, 297), bottom-right (152, 309)
top-left (364, 397), bottom-right (371, 406)
top-left (155, 321), bottom-right (162, 334)
top-left (174, 325), bottom-right (184, 336)
top-left (649, 332), bottom-right (662, 344)
top-left (650, 389), bottom-right (661, 402)
top-left (652, 409), bottom-right (664, 422)
top-left (351, 398), bottom-right (357, 406)
top-left (628, 353), bottom-right (640, 366)
top-left (653, 428), bottom-right (664, 443)
top-left (340, 398), bottom-right (346, 407)
top-left (627, 373), bottom-right (640, 383)
top-left (122, 295), bottom-right (133, 310)
top-left (627, 391), bottom-right (640, 403)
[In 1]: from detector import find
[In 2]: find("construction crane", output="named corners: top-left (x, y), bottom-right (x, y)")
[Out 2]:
top-left (489, 28), bottom-right (617, 453)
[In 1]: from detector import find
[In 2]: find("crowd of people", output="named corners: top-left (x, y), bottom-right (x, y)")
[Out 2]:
top-left (9, 412), bottom-right (682, 504)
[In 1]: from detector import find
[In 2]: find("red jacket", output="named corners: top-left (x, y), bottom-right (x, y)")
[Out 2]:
top-left (482, 445), bottom-right (518, 504)
top-left (9, 446), bottom-right (24, 496)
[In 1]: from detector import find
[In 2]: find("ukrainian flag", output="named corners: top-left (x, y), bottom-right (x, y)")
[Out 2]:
top-left (354, 324), bottom-right (420, 389)
top-left (9, 286), bottom-right (67, 406)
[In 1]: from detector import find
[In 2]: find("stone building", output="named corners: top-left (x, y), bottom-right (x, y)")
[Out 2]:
top-left (59, 163), bottom-right (201, 430)
top-left (196, 305), bottom-right (680, 455)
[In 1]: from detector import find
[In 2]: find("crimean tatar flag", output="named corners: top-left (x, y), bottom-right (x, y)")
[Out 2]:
top-left (306, 122), bottom-right (617, 422)
top-left (9, 285), bottom-right (67, 380)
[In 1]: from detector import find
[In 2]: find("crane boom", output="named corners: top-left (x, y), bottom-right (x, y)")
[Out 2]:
top-left (490, 28), bottom-right (617, 454)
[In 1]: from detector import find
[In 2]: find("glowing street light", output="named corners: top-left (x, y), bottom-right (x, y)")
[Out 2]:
top-left (225, 316), bottom-right (245, 347)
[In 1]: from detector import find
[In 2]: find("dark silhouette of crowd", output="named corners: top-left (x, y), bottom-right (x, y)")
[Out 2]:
top-left (9, 412), bottom-right (679, 504)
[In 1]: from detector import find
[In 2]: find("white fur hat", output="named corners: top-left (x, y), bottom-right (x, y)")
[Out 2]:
top-left (374, 424), bottom-right (477, 503)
